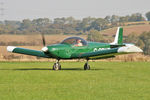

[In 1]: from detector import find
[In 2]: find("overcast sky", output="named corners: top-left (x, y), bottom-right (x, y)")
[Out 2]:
top-left (1, 0), bottom-right (150, 20)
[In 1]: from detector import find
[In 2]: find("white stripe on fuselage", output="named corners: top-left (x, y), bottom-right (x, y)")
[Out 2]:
top-left (93, 48), bottom-right (110, 52)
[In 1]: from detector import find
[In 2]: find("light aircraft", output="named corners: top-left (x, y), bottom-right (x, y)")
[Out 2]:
top-left (7, 27), bottom-right (143, 70)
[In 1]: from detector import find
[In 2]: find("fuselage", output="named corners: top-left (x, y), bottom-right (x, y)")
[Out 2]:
top-left (46, 42), bottom-right (113, 59)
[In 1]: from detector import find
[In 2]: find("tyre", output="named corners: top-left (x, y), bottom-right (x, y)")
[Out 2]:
top-left (84, 63), bottom-right (90, 70)
top-left (53, 63), bottom-right (61, 70)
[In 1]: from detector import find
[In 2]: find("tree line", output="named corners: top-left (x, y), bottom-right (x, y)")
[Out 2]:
top-left (0, 11), bottom-right (150, 35)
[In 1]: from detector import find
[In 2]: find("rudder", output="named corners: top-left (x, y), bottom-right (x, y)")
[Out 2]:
top-left (111, 27), bottom-right (123, 45)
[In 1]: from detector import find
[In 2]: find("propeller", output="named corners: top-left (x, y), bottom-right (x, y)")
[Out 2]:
top-left (41, 33), bottom-right (48, 52)
top-left (41, 33), bottom-right (46, 46)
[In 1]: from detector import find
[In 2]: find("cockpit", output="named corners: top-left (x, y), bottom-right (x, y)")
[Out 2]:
top-left (61, 37), bottom-right (87, 46)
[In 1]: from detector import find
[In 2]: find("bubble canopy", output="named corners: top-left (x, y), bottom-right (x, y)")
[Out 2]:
top-left (61, 37), bottom-right (87, 46)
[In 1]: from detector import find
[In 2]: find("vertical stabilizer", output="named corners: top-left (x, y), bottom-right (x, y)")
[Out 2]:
top-left (111, 27), bottom-right (123, 45)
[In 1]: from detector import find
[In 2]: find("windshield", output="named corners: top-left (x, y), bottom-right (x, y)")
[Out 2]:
top-left (61, 37), bottom-right (87, 46)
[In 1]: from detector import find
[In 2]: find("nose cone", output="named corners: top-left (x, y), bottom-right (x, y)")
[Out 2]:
top-left (118, 44), bottom-right (143, 53)
top-left (41, 46), bottom-right (49, 52)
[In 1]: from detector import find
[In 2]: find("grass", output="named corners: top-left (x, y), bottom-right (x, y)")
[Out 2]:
top-left (0, 61), bottom-right (150, 100)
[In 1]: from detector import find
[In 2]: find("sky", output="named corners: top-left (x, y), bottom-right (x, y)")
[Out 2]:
top-left (1, 0), bottom-right (150, 20)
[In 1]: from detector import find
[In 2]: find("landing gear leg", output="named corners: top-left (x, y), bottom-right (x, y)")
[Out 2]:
top-left (53, 59), bottom-right (61, 70)
top-left (84, 59), bottom-right (90, 70)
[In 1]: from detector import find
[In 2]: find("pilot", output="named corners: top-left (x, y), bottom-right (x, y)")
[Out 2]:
top-left (75, 39), bottom-right (83, 46)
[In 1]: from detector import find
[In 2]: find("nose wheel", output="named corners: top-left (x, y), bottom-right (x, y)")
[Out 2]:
top-left (53, 60), bottom-right (61, 70)
top-left (84, 59), bottom-right (90, 70)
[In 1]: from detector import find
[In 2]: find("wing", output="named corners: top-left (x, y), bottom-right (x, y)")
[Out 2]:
top-left (7, 46), bottom-right (50, 58)
top-left (71, 48), bottom-right (119, 59)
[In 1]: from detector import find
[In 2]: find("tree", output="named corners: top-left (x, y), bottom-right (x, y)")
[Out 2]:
top-left (32, 18), bottom-right (52, 27)
top-left (111, 15), bottom-right (120, 25)
top-left (65, 17), bottom-right (77, 24)
top-left (104, 16), bottom-right (111, 23)
top-left (87, 29), bottom-right (104, 42)
top-left (125, 33), bottom-right (138, 43)
top-left (78, 17), bottom-right (96, 32)
top-left (4, 20), bottom-right (21, 28)
top-left (119, 16), bottom-right (129, 23)
top-left (137, 39), bottom-right (145, 50)
top-left (54, 17), bottom-right (66, 24)
top-left (146, 11), bottom-right (150, 21)
top-left (139, 32), bottom-right (150, 55)
top-left (90, 18), bottom-right (109, 31)
top-left (128, 13), bottom-right (145, 22)
top-left (20, 19), bottom-right (32, 30)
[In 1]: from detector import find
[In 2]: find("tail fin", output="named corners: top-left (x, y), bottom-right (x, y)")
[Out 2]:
top-left (111, 27), bottom-right (123, 45)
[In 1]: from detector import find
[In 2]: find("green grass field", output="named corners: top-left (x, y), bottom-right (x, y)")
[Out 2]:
top-left (0, 61), bottom-right (150, 100)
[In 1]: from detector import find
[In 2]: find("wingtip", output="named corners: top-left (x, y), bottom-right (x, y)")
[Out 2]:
top-left (7, 46), bottom-right (16, 52)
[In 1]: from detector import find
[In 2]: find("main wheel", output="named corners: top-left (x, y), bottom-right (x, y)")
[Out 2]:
top-left (53, 63), bottom-right (61, 70)
top-left (84, 63), bottom-right (90, 70)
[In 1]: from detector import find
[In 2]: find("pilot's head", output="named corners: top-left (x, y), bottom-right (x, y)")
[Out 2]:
top-left (77, 39), bottom-right (81, 43)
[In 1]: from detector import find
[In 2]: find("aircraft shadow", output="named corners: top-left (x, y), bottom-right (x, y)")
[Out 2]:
top-left (61, 68), bottom-right (110, 71)
top-left (0, 68), bottom-right (50, 71)
top-left (0, 67), bottom-right (111, 71)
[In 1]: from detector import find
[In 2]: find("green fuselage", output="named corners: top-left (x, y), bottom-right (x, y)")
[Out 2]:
top-left (46, 42), bottom-right (115, 59)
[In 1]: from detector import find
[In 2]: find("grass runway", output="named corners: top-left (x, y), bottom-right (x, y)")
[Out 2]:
top-left (0, 61), bottom-right (150, 100)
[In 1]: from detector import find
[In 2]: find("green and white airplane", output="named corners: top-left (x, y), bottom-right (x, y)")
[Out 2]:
top-left (7, 27), bottom-right (143, 70)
